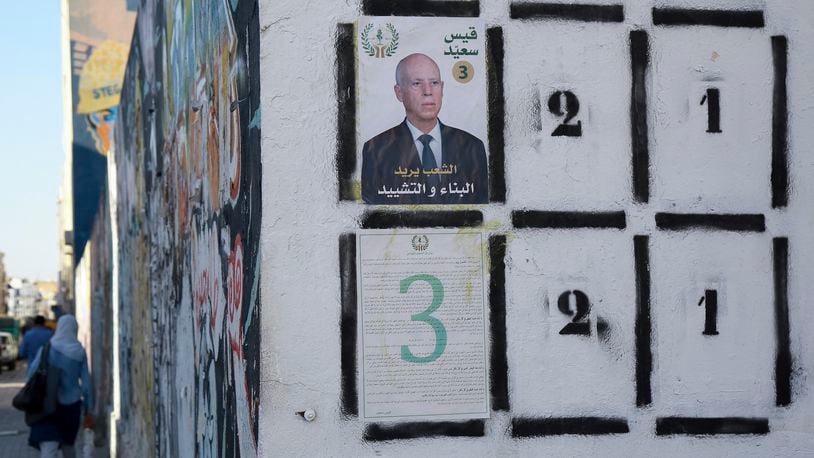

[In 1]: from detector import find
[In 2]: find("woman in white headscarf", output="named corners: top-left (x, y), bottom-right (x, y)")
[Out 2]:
top-left (26, 314), bottom-right (94, 458)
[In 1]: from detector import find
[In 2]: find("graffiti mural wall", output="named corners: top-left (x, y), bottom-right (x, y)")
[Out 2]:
top-left (67, 0), bottom-right (136, 265)
top-left (75, 183), bottom-right (114, 447)
top-left (112, 0), bottom-right (261, 456)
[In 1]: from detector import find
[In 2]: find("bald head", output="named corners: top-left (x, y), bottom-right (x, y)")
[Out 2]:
top-left (393, 53), bottom-right (444, 133)
top-left (395, 53), bottom-right (440, 87)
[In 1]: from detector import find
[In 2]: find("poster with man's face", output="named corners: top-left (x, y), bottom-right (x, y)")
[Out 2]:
top-left (357, 17), bottom-right (488, 205)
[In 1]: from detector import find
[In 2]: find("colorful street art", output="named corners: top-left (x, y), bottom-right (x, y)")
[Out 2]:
top-left (77, 180), bottom-right (115, 446)
top-left (111, 0), bottom-right (261, 456)
top-left (66, 4), bottom-right (134, 406)
top-left (68, 0), bottom-right (136, 264)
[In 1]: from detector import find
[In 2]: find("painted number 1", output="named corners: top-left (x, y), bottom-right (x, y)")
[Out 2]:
top-left (700, 88), bottom-right (722, 133)
top-left (400, 274), bottom-right (447, 364)
top-left (698, 289), bottom-right (719, 335)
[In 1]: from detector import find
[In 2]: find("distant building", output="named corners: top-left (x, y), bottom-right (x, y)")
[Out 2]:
top-left (7, 278), bottom-right (55, 319)
top-left (0, 252), bottom-right (7, 315)
top-left (34, 280), bottom-right (58, 318)
top-left (58, 177), bottom-right (75, 313)
top-left (7, 278), bottom-right (42, 318)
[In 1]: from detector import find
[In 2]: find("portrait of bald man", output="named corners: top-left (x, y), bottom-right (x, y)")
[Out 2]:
top-left (361, 53), bottom-right (488, 204)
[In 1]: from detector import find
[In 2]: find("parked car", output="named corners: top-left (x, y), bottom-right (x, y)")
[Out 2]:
top-left (0, 316), bottom-right (21, 342)
top-left (0, 331), bottom-right (18, 371)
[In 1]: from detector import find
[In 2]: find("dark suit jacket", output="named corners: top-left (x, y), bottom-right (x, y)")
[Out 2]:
top-left (361, 120), bottom-right (488, 204)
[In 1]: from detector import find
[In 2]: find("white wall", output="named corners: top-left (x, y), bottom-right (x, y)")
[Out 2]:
top-left (74, 243), bottom-right (92, 355)
top-left (260, 0), bottom-right (814, 455)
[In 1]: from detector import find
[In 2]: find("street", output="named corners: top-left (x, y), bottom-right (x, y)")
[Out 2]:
top-left (0, 362), bottom-right (38, 457)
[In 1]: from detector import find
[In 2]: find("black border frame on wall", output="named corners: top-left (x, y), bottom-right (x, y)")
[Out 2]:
top-left (510, 3), bottom-right (624, 22)
top-left (362, 0), bottom-right (480, 17)
top-left (488, 235), bottom-right (510, 411)
top-left (486, 27), bottom-right (506, 202)
top-left (361, 210), bottom-right (483, 228)
top-left (630, 30), bottom-right (650, 203)
top-left (773, 237), bottom-right (792, 406)
top-left (771, 36), bottom-right (789, 209)
top-left (652, 8), bottom-right (764, 28)
top-left (655, 417), bottom-right (769, 435)
top-left (339, 234), bottom-right (359, 417)
top-left (336, 23), bottom-right (357, 201)
top-left (512, 417), bottom-right (630, 437)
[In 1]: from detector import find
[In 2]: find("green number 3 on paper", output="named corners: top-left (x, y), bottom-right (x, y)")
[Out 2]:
top-left (400, 274), bottom-right (447, 364)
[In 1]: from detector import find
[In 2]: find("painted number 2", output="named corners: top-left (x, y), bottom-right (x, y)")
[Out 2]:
top-left (558, 290), bottom-right (591, 335)
top-left (400, 274), bottom-right (447, 364)
top-left (548, 90), bottom-right (582, 137)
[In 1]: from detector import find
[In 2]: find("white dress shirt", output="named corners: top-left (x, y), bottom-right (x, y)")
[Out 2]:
top-left (405, 119), bottom-right (443, 167)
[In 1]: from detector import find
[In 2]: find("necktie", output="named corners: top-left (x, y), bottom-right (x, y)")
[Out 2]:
top-left (418, 134), bottom-right (441, 197)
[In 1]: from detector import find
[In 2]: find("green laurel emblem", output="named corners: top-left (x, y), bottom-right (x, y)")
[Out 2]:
top-left (360, 23), bottom-right (399, 58)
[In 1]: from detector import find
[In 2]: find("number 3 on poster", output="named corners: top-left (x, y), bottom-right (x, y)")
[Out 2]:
top-left (400, 274), bottom-right (448, 363)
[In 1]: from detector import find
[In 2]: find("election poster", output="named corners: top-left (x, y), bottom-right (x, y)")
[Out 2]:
top-left (357, 229), bottom-right (490, 422)
top-left (357, 17), bottom-right (489, 205)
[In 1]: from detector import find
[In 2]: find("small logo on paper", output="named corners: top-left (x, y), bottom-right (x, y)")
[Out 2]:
top-left (411, 235), bottom-right (429, 252)
top-left (361, 23), bottom-right (399, 58)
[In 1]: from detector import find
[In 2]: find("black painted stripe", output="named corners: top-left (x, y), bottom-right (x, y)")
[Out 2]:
top-left (339, 233), bottom-right (358, 417)
top-left (336, 24), bottom-right (356, 201)
top-left (512, 417), bottom-right (630, 437)
top-left (655, 213), bottom-right (765, 232)
top-left (489, 235), bottom-right (510, 411)
top-left (364, 420), bottom-right (485, 441)
top-left (656, 417), bottom-right (769, 435)
top-left (772, 36), bottom-right (789, 208)
top-left (512, 211), bottom-right (626, 229)
top-left (510, 3), bottom-right (624, 22)
top-left (773, 237), bottom-right (792, 406)
top-left (362, 0), bottom-right (479, 17)
top-left (360, 210), bottom-right (483, 229)
top-left (652, 8), bottom-right (764, 28)
top-left (487, 27), bottom-right (506, 203)
top-left (630, 30), bottom-right (649, 203)
top-left (634, 235), bottom-right (652, 407)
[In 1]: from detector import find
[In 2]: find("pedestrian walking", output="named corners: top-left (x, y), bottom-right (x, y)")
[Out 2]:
top-left (26, 315), bottom-right (94, 458)
top-left (19, 315), bottom-right (54, 363)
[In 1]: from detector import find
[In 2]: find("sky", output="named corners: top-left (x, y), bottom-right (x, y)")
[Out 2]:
top-left (0, 2), bottom-right (63, 281)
